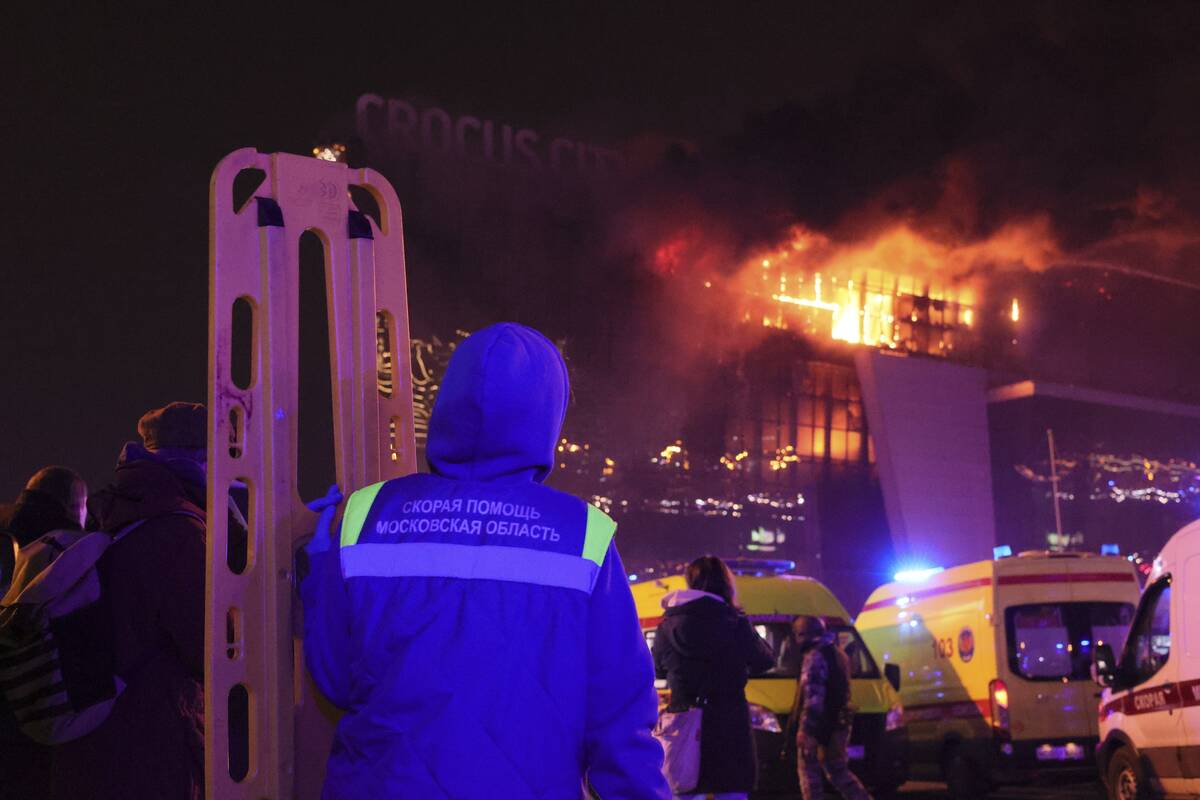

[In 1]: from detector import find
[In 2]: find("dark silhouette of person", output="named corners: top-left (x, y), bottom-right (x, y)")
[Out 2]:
top-left (52, 402), bottom-right (208, 800)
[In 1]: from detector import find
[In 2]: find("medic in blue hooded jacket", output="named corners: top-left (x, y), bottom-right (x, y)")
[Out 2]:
top-left (301, 323), bottom-right (669, 800)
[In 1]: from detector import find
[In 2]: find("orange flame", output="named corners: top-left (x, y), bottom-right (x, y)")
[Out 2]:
top-left (733, 217), bottom-right (1060, 349)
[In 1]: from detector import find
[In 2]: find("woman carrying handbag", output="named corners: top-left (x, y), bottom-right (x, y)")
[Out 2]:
top-left (652, 556), bottom-right (775, 799)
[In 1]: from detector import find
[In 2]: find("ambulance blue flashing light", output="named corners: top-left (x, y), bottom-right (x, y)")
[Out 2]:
top-left (993, 545), bottom-right (1014, 559)
top-left (893, 566), bottom-right (944, 583)
top-left (1100, 543), bottom-right (1120, 556)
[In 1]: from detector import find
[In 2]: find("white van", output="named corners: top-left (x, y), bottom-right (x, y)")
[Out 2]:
top-left (1094, 520), bottom-right (1200, 799)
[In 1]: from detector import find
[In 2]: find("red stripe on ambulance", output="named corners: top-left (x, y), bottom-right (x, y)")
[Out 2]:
top-left (996, 573), bottom-right (1135, 586)
top-left (1102, 679), bottom-right (1200, 720)
top-left (861, 578), bottom-right (993, 612)
top-left (865, 571), bottom-right (1134, 613)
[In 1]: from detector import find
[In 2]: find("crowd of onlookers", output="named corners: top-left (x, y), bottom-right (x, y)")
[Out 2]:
top-left (0, 402), bottom-right (208, 800)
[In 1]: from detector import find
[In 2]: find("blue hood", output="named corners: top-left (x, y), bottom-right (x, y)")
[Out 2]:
top-left (426, 323), bottom-right (569, 483)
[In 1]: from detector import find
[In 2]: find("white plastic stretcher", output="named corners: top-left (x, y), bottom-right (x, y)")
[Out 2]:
top-left (206, 149), bottom-right (415, 799)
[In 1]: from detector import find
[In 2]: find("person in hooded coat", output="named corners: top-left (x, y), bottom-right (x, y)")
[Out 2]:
top-left (302, 323), bottom-right (669, 800)
top-left (51, 402), bottom-right (211, 800)
top-left (652, 555), bottom-right (775, 799)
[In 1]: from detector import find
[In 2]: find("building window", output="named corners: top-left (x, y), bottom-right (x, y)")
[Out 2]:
top-left (732, 361), bottom-right (873, 477)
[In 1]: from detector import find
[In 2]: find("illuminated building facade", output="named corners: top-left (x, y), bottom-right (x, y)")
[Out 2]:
top-left (988, 381), bottom-right (1200, 558)
top-left (727, 358), bottom-right (873, 471)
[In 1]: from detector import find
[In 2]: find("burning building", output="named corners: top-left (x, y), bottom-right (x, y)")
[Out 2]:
top-left (745, 227), bottom-right (980, 357)
top-left (617, 209), bottom-right (1200, 606)
top-left (329, 78), bottom-right (1200, 608)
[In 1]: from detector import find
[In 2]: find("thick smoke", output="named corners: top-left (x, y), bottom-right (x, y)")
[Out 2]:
top-left (341, 4), bottom-right (1200, 459)
top-left (601, 4), bottom-right (1200, 412)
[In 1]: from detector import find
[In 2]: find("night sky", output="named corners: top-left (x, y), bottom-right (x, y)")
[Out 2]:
top-left (7, 3), bottom-right (1200, 495)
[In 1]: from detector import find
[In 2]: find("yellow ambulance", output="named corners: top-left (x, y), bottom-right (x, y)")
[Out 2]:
top-left (631, 559), bottom-right (908, 795)
top-left (856, 551), bottom-right (1141, 799)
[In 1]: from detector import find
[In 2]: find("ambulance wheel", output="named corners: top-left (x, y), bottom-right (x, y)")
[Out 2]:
top-left (944, 747), bottom-right (989, 800)
top-left (1106, 746), bottom-right (1149, 800)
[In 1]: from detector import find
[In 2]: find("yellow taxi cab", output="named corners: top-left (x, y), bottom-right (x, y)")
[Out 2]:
top-left (631, 559), bottom-right (908, 795)
top-left (856, 550), bottom-right (1141, 799)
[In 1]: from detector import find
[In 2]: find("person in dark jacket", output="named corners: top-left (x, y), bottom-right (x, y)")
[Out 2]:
top-left (0, 464), bottom-right (90, 602)
top-left (51, 402), bottom-right (209, 800)
top-left (789, 615), bottom-right (871, 800)
top-left (0, 465), bottom-right (89, 799)
top-left (652, 555), bottom-right (775, 799)
top-left (0, 464), bottom-right (90, 548)
top-left (302, 323), bottom-right (669, 799)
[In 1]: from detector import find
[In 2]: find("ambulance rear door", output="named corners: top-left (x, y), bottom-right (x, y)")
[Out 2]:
top-left (996, 557), bottom-right (1136, 755)
top-left (1067, 558), bottom-right (1141, 742)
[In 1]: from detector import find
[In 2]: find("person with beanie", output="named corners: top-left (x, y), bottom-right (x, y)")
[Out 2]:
top-left (52, 401), bottom-right (209, 800)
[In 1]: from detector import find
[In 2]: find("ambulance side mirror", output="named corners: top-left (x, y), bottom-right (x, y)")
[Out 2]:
top-left (884, 663), bottom-right (901, 692)
top-left (1092, 644), bottom-right (1117, 688)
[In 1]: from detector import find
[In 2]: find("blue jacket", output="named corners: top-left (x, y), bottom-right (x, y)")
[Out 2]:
top-left (302, 323), bottom-right (668, 799)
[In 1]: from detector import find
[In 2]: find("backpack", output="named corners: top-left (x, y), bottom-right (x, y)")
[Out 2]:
top-left (0, 512), bottom-right (197, 744)
top-left (784, 640), bottom-right (855, 752)
top-left (820, 643), bottom-right (851, 721)
top-left (797, 642), bottom-right (852, 746)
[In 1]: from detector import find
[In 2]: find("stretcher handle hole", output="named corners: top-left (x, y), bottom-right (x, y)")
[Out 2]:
top-left (230, 297), bottom-right (256, 390)
top-left (388, 416), bottom-right (403, 464)
top-left (227, 683), bottom-right (251, 782)
top-left (376, 311), bottom-right (394, 398)
top-left (349, 184), bottom-right (384, 234)
top-left (227, 478), bottom-right (252, 574)
top-left (225, 607), bottom-right (242, 660)
top-left (228, 405), bottom-right (245, 459)
top-left (297, 230), bottom-right (338, 503)
top-left (231, 168), bottom-right (266, 215)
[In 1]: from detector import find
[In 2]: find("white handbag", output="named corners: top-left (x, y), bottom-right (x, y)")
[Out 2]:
top-left (653, 706), bottom-right (703, 795)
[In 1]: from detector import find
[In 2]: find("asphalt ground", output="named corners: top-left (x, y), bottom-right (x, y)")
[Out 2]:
top-left (896, 779), bottom-right (1103, 798)
top-left (756, 779), bottom-right (1104, 798)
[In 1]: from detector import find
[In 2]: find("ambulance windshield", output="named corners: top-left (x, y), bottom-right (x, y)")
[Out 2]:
top-left (1005, 602), bottom-right (1135, 681)
top-left (752, 620), bottom-right (881, 679)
